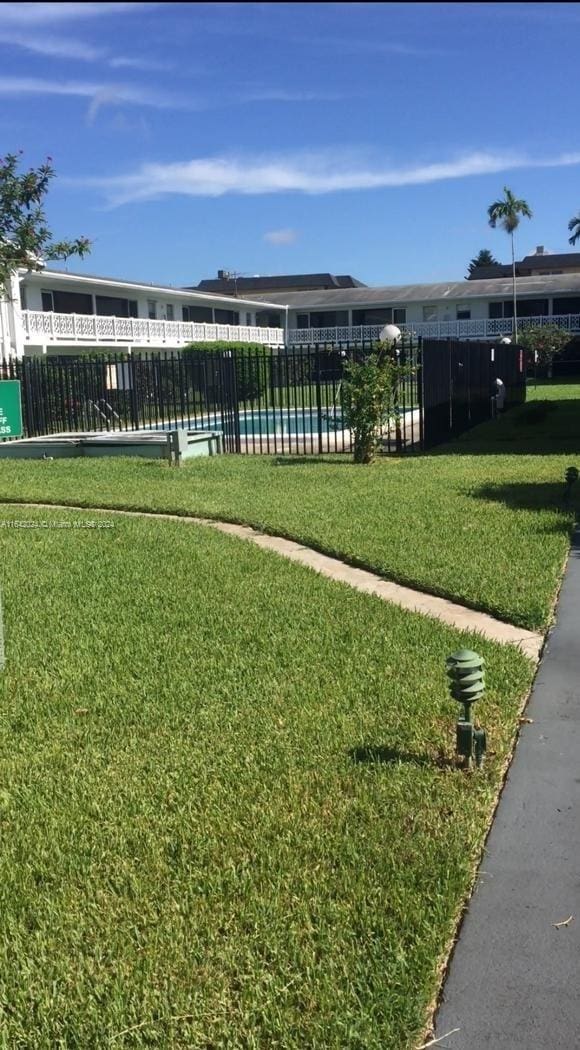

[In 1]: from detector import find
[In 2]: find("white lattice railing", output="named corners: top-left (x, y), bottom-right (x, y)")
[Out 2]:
top-left (288, 315), bottom-right (580, 344)
top-left (22, 311), bottom-right (285, 347)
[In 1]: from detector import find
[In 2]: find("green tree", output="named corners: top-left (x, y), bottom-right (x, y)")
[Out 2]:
top-left (342, 340), bottom-right (413, 464)
top-left (568, 213), bottom-right (580, 246)
top-left (1, 152), bottom-right (90, 293)
top-left (466, 248), bottom-right (500, 279)
top-left (487, 187), bottom-right (532, 338)
top-left (518, 325), bottom-right (570, 377)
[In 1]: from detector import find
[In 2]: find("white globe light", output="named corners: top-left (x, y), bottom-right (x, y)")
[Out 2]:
top-left (379, 324), bottom-right (402, 344)
top-left (499, 336), bottom-right (512, 344)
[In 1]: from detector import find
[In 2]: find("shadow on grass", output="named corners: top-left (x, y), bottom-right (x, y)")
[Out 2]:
top-left (349, 745), bottom-right (456, 771)
top-left (432, 397), bottom-right (580, 457)
top-left (471, 481), bottom-right (579, 524)
top-left (274, 456), bottom-right (354, 467)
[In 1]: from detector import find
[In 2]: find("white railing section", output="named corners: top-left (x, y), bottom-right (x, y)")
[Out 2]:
top-left (288, 314), bottom-right (580, 344)
top-left (22, 311), bottom-right (285, 348)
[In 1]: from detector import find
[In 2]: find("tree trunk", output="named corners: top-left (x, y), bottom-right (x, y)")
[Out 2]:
top-left (512, 232), bottom-right (518, 340)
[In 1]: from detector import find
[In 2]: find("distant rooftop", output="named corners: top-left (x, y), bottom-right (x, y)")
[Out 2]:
top-left (468, 247), bottom-right (580, 280)
top-left (190, 271), bottom-right (367, 294)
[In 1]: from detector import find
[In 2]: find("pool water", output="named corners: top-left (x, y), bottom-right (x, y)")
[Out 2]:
top-left (162, 408), bottom-right (345, 437)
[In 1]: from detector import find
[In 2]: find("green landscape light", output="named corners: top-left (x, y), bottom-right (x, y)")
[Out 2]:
top-left (446, 649), bottom-right (487, 769)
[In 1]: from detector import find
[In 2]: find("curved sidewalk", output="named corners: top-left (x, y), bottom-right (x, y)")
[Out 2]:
top-left (2, 500), bottom-right (542, 659)
top-left (433, 526), bottom-right (580, 1049)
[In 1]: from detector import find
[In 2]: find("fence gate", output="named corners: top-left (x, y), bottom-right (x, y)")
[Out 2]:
top-left (421, 338), bottom-right (526, 448)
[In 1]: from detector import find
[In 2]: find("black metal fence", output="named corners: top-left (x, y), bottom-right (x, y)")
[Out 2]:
top-left (0, 341), bottom-right (423, 455)
top-left (422, 338), bottom-right (526, 448)
top-left (1, 338), bottom-right (526, 454)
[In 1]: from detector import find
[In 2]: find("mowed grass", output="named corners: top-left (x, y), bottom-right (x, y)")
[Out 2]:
top-left (0, 506), bottom-right (534, 1048)
top-left (1, 380), bottom-right (579, 629)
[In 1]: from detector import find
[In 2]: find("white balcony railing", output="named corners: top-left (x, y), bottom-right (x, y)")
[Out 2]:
top-left (22, 310), bottom-right (285, 348)
top-left (287, 314), bottom-right (580, 345)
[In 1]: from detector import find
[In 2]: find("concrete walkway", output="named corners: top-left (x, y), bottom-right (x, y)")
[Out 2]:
top-left (3, 501), bottom-right (543, 659)
top-left (433, 526), bottom-right (580, 1049)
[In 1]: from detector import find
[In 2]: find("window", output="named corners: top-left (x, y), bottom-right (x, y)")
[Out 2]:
top-left (215, 309), bottom-right (240, 325)
top-left (352, 308), bottom-right (393, 326)
top-left (393, 308), bottom-right (406, 325)
top-left (456, 308), bottom-right (471, 320)
top-left (42, 289), bottom-right (93, 314)
top-left (297, 314), bottom-right (310, 329)
top-left (166, 304), bottom-right (174, 321)
top-left (183, 305), bottom-right (213, 323)
top-left (553, 297), bottom-right (580, 314)
top-left (256, 311), bottom-right (282, 328)
top-left (422, 305), bottom-right (438, 322)
top-left (96, 295), bottom-right (138, 318)
top-left (488, 302), bottom-right (503, 319)
top-left (147, 299), bottom-right (157, 320)
top-left (245, 313), bottom-right (252, 326)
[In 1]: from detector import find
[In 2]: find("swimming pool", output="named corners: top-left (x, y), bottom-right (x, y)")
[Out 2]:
top-left (160, 408), bottom-right (345, 437)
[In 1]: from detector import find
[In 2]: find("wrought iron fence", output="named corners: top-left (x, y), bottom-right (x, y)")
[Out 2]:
top-left (1, 337), bottom-right (526, 453)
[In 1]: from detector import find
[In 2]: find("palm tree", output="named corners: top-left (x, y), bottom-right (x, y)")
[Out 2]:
top-left (568, 214), bottom-right (580, 246)
top-left (487, 187), bottom-right (532, 338)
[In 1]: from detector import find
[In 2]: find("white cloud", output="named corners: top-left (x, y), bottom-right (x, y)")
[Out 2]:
top-left (108, 56), bottom-right (173, 72)
top-left (0, 76), bottom-right (184, 114)
top-left (0, 3), bottom-right (156, 27)
top-left (264, 228), bottom-right (299, 245)
top-left (0, 31), bottom-right (105, 61)
top-left (82, 148), bottom-right (580, 206)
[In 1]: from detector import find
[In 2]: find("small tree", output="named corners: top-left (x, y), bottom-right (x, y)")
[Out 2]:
top-left (466, 249), bottom-right (500, 279)
top-left (518, 325), bottom-right (570, 377)
top-left (568, 213), bottom-right (580, 246)
top-left (1, 152), bottom-right (90, 294)
top-left (342, 340), bottom-right (412, 464)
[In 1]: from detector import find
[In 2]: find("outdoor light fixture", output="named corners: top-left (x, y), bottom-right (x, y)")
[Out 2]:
top-left (499, 336), bottom-right (512, 345)
top-left (446, 649), bottom-right (487, 769)
top-left (379, 324), bottom-right (402, 345)
top-left (564, 466), bottom-right (579, 504)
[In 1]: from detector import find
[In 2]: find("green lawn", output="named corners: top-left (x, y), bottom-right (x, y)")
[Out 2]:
top-left (1, 381), bottom-right (578, 629)
top-left (0, 506), bottom-right (533, 1048)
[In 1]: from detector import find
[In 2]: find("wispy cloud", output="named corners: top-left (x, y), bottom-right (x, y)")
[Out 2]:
top-left (109, 56), bottom-right (173, 72)
top-left (0, 4), bottom-right (168, 73)
top-left (81, 148), bottom-right (580, 206)
top-left (0, 76), bottom-right (182, 113)
top-left (264, 228), bottom-right (299, 245)
top-left (0, 3), bottom-right (156, 27)
top-left (0, 75), bottom-right (354, 120)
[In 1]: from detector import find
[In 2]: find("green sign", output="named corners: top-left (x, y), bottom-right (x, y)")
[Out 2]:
top-left (0, 380), bottom-right (23, 438)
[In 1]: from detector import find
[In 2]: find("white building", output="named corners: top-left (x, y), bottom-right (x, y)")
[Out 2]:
top-left (2, 266), bottom-right (580, 360)
top-left (253, 272), bottom-right (580, 344)
top-left (1, 267), bottom-right (287, 360)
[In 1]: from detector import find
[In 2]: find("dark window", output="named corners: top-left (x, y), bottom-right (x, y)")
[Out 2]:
top-left (96, 295), bottom-right (138, 318)
top-left (519, 298), bottom-right (549, 317)
top-left (457, 309), bottom-right (471, 320)
top-left (352, 308), bottom-right (393, 326)
top-left (183, 305), bottom-right (213, 323)
top-left (42, 289), bottom-right (93, 314)
top-left (215, 309), bottom-right (240, 325)
top-left (297, 314), bottom-right (310, 329)
top-left (553, 297), bottom-right (580, 314)
top-left (147, 299), bottom-right (157, 320)
top-left (393, 308), bottom-right (406, 324)
top-left (166, 304), bottom-right (174, 321)
top-left (488, 302), bottom-right (503, 319)
top-left (256, 311), bottom-right (281, 327)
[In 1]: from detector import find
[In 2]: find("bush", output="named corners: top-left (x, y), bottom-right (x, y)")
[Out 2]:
top-left (183, 342), bottom-right (273, 402)
top-left (342, 342), bottom-right (413, 464)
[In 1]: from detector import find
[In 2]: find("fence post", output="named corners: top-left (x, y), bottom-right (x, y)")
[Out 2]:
top-left (315, 347), bottom-right (323, 455)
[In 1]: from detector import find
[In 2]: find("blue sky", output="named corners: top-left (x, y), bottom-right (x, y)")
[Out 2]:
top-left (3, 1), bottom-right (580, 288)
